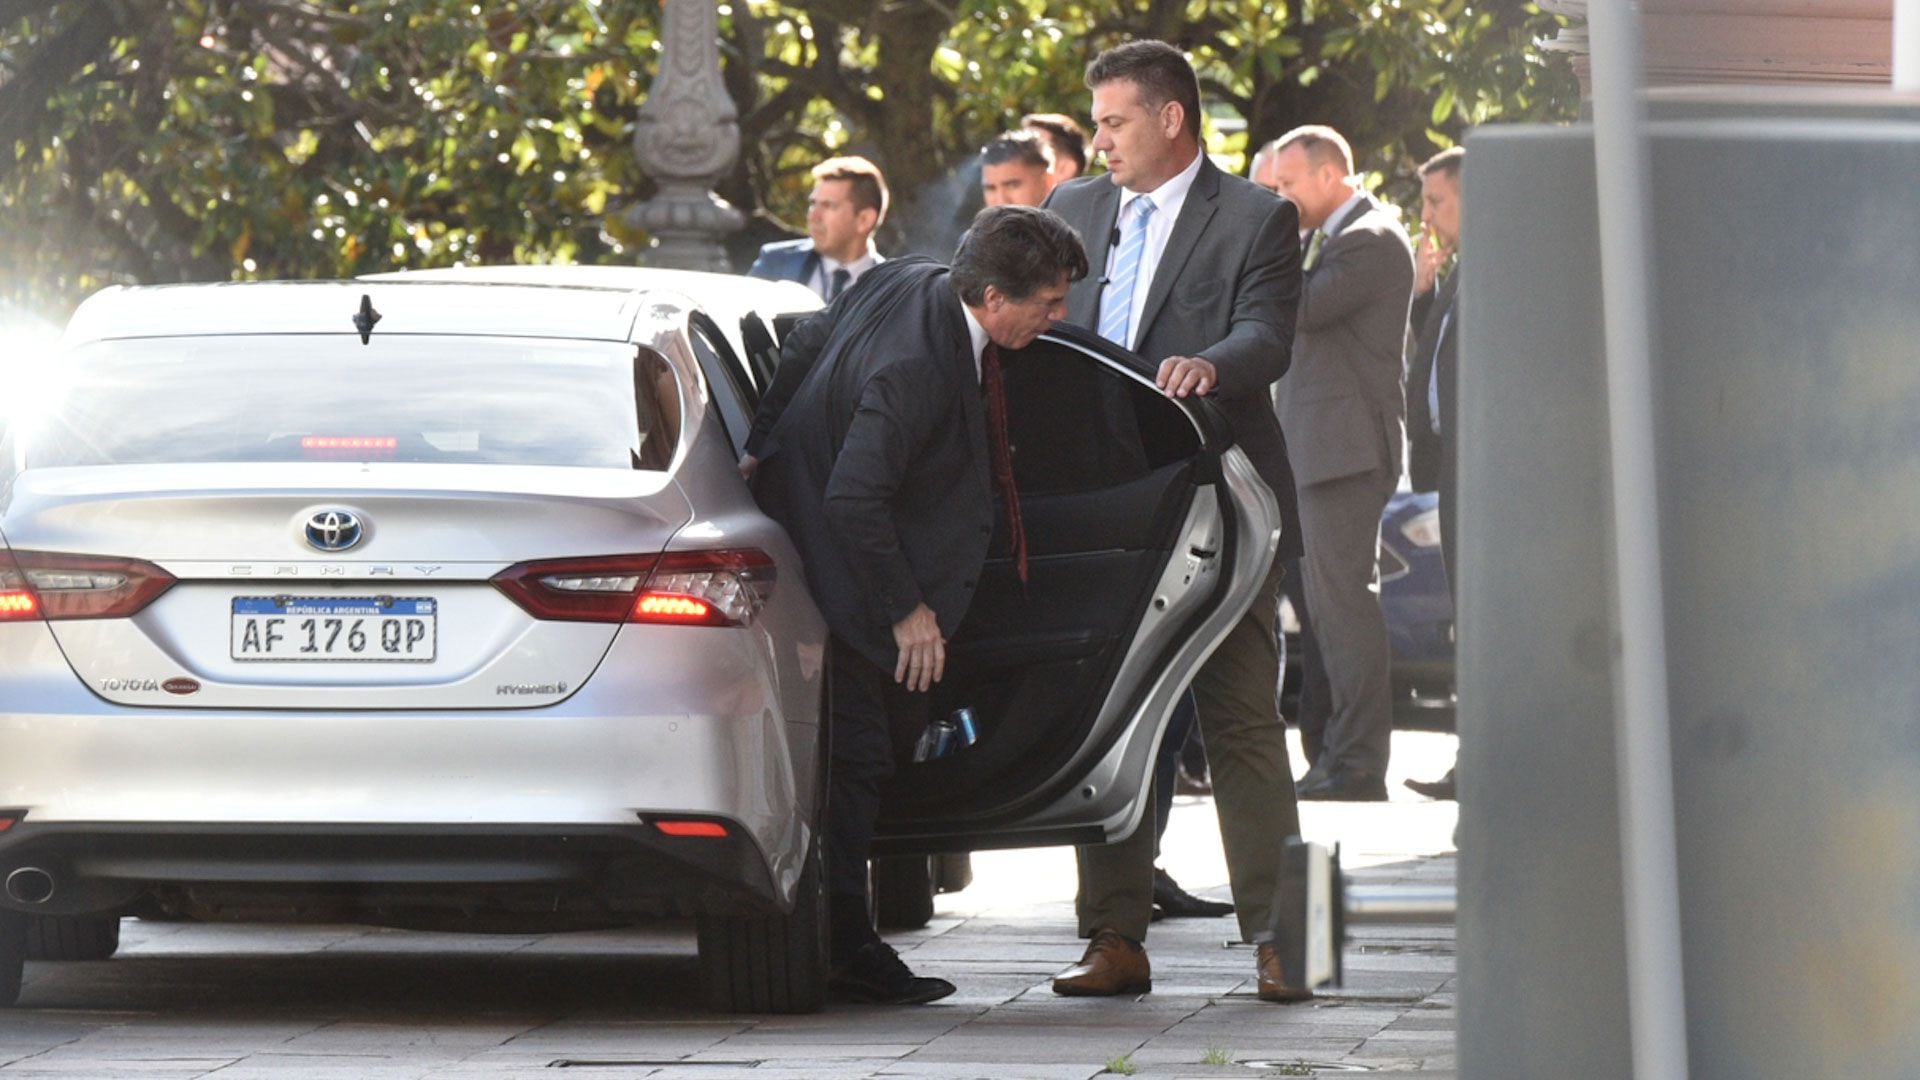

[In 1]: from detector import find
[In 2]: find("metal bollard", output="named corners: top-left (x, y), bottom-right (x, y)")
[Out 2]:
top-left (1270, 839), bottom-right (1458, 991)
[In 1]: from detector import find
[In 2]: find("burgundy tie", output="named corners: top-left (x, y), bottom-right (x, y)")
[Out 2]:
top-left (979, 343), bottom-right (1028, 584)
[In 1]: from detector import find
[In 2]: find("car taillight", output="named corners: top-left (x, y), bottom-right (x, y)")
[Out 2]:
top-left (491, 548), bottom-right (776, 628)
top-left (634, 549), bottom-right (776, 628)
top-left (0, 549), bottom-right (175, 621)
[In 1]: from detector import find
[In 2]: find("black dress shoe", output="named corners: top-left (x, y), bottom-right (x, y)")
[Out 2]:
top-left (1296, 769), bottom-right (1388, 802)
top-left (1152, 868), bottom-right (1233, 919)
top-left (1404, 767), bottom-right (1456, 801)
top-left (827, 941), bottom-right (956, 1005)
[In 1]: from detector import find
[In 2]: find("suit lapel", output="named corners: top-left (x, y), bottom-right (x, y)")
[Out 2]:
top-left (1068, 182), bottom-right (1122, 329)
top-left (1134, 160), bottom-right (1220, 346)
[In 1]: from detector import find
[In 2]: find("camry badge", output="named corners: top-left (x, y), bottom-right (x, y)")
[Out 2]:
top-left (304, 509), bottom-right (364, 552)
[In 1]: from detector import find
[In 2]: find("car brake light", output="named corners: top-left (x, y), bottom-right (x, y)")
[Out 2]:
top-left (491, 548), bottom-right (775, 627)
top-left (653, 819), bottom-right (729, 838)
top-left (0, 549), bottom-right (175, 620)
top-left (633, 549), bottom-right (776, 628)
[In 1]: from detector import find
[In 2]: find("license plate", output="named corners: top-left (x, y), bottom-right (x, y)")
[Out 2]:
top-left (231, 597), bottom-right (437, 662)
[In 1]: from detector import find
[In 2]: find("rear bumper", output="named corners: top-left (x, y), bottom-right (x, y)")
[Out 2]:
top-left (0, 820), bottom-right (783, 920)
top-left (0, 627), bottom-right (823, 922)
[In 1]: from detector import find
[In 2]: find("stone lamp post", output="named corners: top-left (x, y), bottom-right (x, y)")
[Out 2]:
top-left (623, 0), bottom-right (744, 271)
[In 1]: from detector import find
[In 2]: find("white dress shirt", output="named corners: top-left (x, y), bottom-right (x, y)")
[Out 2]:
top-left (1100, 150), bottom-right (1205, 350)
top-left (811, 245), bottom-right (881, 301)
top-left (961, 305), bottom-right (989, 384)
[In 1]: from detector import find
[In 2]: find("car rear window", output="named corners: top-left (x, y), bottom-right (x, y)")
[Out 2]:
top-left (20, 336), bottom-right (682, 470)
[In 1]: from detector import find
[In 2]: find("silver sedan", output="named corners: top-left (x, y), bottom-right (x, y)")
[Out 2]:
top-left (0, 266), bottom-right (1279, 1013)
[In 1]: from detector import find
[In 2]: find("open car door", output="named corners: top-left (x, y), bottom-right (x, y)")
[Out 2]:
top-left (873, 323), bottom-right (1281, 855)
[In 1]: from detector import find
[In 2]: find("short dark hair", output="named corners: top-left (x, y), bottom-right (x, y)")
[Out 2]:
top-left (950, 206), bottom-right (1089, 306)
top-left (981, 130), bottom-right (1053, 171)
top-left (1271, 125), bottom-right (1355, 176)
top-left (1084, 41), bottom-right (1202, 141)
top-left (1021, 113), bottom-right (1087, 172)
top-left (811, 155), bottom-right (890, 225)
top-left (1419, 146), bottom-right (1465, 182)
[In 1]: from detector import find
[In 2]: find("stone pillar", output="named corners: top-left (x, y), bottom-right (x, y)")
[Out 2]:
top-left (623, 0), bottom-right (743, 271)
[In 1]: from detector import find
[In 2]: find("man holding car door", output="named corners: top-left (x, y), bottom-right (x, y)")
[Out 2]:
top-left (1041, 40), bottom-right (1310, 1004)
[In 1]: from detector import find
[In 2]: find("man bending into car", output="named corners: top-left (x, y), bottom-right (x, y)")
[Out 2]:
top-left (745, 205), bottom-right (1089, 1004)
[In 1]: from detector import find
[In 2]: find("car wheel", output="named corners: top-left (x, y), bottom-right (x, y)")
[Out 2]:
top-left (933, 852), bottom-right (974, 895)
top-left (871, 855), bottom-right (935, 931)
top-left (0, 908), bottom-right (24, 1006)
top-left (24, 915), bottom-right (121, 962)
top-left (697, 839), bottom-right (827, 1014)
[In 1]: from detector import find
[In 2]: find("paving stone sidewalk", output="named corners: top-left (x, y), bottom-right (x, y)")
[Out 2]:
top-left (0, 732), bottom-right (1461, 1079)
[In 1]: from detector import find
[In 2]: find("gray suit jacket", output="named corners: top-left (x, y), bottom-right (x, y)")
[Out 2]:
top-left (1274, 194), bottom-right (1416, 488)
top-left (1043, 157), bottom-right (1305, 561)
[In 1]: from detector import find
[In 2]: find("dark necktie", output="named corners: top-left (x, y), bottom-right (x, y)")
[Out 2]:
top-left (828, 267), bottom-right (851, 301)
top-left (979, 343), bottom-right (1028, 584)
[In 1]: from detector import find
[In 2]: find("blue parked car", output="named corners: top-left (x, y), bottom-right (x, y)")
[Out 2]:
top-left (1280, 489), bottom-right (1455, 727)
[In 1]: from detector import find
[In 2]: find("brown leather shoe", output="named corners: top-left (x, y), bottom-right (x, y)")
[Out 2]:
top-left (1051, 928), bottom-right (1152, 996)
top-left (1255, 942), bottom-right (1314, 1003)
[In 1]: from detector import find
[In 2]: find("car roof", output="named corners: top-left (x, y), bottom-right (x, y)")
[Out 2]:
top-left (59, 268), bottom-right (818, 346)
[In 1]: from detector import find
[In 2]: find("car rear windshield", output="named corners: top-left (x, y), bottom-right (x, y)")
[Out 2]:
top-left (20, 336), bottom-right (683, 470)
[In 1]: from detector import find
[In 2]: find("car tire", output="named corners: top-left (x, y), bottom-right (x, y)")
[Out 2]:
top-left (871, 855), bottom-right (936, 931)
top-left (24, 914), bottom-right (121, 962)
top-left (933, 852), bottom-right (973, 895)
top-left (697, 839), bottom-right (827, 1015)
top-left (0, 908), bottom-right (25, 1007)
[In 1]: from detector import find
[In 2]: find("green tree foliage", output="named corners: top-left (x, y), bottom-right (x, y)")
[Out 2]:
top-left (2, 0), bottom-right (1577, 314)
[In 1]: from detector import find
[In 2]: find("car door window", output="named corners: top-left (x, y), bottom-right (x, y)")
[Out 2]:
top-left (687, 314), bottom-right (756, 458)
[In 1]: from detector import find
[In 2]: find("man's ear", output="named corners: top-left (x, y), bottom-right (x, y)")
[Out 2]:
top-left (856, 207), bottom-right (880, 238)
top-left (1161, 100), bottom-right (1185, 140)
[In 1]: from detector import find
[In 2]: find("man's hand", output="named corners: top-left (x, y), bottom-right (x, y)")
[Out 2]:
top-left (1415, 233), bottom-right (1452, 296)
top-left (1156, 355), bottom-right (1217, 399)
top-left (892, 603), bottom-right (946, 692)
top-left (738, 454), bottom-right (759, 482)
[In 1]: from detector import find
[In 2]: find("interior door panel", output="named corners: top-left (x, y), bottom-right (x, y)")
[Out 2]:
top-left (876, 334), bottom-right (1220, 837)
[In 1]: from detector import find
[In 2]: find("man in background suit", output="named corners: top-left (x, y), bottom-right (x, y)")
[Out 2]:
top-left (1041, 39), bottom-right (1310, 1004)
top-left (1405, 146), bottom-right (1463, 801)
top-left (980, 130), bottom-right (1055, 208)
top-left (1259, 126), bottom-right (1416, 802)
top-left (748, 156), bottom-right (889, 301)
top-left (749, 206), bottom-right (1089, 1004)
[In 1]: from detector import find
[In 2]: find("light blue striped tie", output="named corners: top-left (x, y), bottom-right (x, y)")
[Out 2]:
top-left (1099, 195), bottom-right (1157, 347)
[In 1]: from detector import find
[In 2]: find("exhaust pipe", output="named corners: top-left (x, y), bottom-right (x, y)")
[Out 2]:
top-left (5, 867), bottom-right (54, 905)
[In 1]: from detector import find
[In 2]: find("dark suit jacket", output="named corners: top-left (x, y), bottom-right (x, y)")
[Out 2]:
top-left (747, 238), bottom-right (820, 288)
top-left (1406, 269), bottom-right (1458, 496)
top-left (748, 258), bottom-right (993, 669)
top-left (1274, 194), bottom-right (1415, 488)
top-left (1043, 157), bottom-right (1305, 561)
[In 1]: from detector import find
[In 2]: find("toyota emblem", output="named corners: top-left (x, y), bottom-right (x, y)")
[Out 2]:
top-left (304, 509), bottom-right (365, 552)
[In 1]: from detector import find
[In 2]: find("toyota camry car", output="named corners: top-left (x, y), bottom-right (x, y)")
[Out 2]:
top-left (0, 266), bottom-right (1280, 1012)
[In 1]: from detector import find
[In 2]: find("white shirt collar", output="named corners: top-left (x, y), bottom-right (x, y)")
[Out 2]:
top-left (1123, 147), bottom-right (1204, 223)
top-left (1321, 190), bottom-right (1368, 239)
top-left (960, 304), bottom-right (990, 383)
top-left (815, 243), bottom-right (880, 298)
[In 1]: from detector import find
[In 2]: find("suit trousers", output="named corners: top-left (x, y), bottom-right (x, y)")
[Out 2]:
top-left (1074, 561), bottom-right (1300, 944)
top-left (825, 637), bottom-right (929, 903)
top-left (1293, 468), bottom-right (1396, 778)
